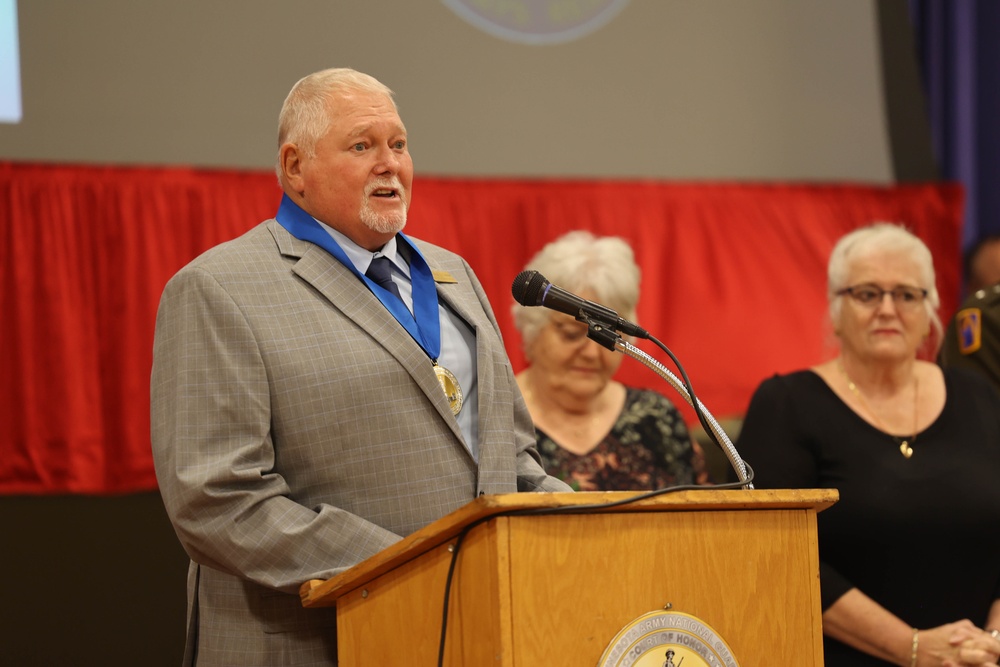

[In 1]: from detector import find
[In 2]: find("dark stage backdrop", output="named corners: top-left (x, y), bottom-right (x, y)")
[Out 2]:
top-left (0, 161), bottom-right (963, 495)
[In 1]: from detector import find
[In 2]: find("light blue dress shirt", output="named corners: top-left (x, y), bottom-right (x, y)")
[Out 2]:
top-left (316, 223), bottom-right (480, 460)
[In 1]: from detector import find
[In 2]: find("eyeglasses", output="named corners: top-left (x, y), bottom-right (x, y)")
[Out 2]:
top-left (835, 284), bottom-right (928, 309)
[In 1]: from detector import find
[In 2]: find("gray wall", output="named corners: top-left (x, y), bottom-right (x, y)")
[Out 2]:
top-left (3, 0), bottom-right (895, 181)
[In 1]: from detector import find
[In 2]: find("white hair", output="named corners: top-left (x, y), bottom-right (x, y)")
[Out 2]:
top-left (275, 68), bottom-right (396, 182)
top-left (827, 222), bottom-right (943, 356)
top-left (512, 230), bottom-right (640, 350)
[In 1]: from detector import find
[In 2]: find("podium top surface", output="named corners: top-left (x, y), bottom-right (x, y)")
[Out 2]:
top-left (300, 488), bottom-right (838, 608)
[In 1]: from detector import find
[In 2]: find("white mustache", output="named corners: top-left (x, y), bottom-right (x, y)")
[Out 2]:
top-left (365, 178), bottom-right (405, 197)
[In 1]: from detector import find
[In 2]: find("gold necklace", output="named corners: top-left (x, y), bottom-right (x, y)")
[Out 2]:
top-left (837, 360), bottom-right (919, 459)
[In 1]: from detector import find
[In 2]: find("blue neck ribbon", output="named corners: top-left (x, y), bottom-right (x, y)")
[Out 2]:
top-left (275, 194), bottom-right (442, 360)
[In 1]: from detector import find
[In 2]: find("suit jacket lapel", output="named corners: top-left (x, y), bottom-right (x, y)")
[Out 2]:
top-left (268, 222), bottom-right (468, 447)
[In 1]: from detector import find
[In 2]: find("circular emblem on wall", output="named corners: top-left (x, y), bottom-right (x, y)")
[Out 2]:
top-left (441, 0), bottom-right (631, 45)
top-left (598, 610), bottom-right (740, 667)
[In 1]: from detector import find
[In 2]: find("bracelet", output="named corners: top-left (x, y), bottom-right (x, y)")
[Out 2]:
top-left (990, 628), bottom-right (1000, 640)
top-left (910, 628), bottom-right (919, 667)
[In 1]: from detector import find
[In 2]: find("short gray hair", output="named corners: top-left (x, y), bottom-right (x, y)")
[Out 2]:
top-left (827, 222), bottom-right (943, 355)
top-left (512, 230), bottom-right (640, 349)
top-left (275, 68), bottom-right (396, 181)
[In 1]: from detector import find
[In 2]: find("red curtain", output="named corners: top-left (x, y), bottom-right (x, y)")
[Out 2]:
top-left (0, 162), bottom-right (963, 494)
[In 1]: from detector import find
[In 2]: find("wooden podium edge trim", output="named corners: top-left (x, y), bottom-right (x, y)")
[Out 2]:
top-left (299, 487), bottom-right (838, 608)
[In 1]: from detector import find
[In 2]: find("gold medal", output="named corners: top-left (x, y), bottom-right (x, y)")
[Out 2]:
top-left (433, 363), bottom-right (463, 415)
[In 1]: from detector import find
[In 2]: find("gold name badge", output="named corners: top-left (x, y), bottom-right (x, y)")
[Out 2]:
top-left (432, 269), bottom-right (457, 284)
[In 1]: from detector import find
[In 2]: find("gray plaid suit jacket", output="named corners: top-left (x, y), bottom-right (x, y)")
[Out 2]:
top-left (151, 220), bottom-right (570, 666)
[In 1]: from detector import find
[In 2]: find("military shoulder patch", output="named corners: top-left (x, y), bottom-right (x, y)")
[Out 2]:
top-left (957, 308), bottom-right (982, 355)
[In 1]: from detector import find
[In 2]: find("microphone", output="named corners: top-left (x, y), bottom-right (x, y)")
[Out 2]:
top-left (511, 270), bottom-right (649, 338)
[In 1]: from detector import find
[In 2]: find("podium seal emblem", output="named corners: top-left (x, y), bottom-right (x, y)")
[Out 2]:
top-left (597, 610), bottom-right (740, 667)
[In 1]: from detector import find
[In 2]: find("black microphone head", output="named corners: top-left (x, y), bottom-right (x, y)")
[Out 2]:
top-left (511, 270), bottom-right (548, 306)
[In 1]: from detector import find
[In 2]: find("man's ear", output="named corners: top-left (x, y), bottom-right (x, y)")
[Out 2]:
top-left (280, 143), bottom-right (305, 194)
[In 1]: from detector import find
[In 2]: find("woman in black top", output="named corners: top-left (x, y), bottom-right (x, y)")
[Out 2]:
top-left (738, 223), bottom-right (1000, 666)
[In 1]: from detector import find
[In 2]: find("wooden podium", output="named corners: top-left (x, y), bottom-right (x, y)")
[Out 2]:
top-left (300, 489), bottom-right (837, 666)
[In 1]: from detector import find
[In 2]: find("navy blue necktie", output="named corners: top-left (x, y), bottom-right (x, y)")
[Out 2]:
top-left (366, 255), bottom-right (403, 302)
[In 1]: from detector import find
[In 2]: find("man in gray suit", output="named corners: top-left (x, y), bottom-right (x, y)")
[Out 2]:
top-left (151, 67), bottom-right (571, 666)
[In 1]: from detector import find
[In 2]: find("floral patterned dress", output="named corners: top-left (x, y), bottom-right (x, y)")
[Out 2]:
top-left (534, 387), bottom-right (712, 491)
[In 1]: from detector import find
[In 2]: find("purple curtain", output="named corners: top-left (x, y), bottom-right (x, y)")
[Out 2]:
top-left (909, 0), bottom-right (1000, 249)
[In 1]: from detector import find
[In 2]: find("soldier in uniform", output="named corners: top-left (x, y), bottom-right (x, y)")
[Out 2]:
top-left (940, 282), bottom-right (1000, 394)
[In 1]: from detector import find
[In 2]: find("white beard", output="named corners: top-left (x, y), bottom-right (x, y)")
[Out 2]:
top-left (360, 202), bottom-right (407, 235)
top-left (361, 178), bottom-right (408, 235)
